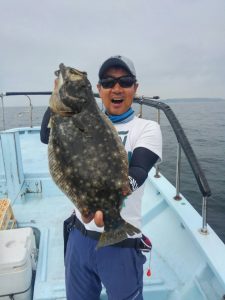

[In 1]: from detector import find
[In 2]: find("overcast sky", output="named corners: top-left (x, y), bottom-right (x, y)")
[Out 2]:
top-left (1, 0), bottom-right (225, 106)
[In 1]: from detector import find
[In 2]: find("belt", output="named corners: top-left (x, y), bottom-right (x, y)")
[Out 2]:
top-left (67, 213), bottom-right (144, 249)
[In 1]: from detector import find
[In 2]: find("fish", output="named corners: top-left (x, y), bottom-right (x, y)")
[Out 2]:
top-left (48, 63), bottom-right (140, 248)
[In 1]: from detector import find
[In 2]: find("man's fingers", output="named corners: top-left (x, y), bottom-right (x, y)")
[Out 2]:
top-left (81, 211), bottom-right (104, 227)
top-left (81, 213), bottom-right (94, 224)
top-left (94, 211), bottom-right (104, 227)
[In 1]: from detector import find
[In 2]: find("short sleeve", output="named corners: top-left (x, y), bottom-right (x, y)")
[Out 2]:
top-left (133, 120), bottom-right (162, 162)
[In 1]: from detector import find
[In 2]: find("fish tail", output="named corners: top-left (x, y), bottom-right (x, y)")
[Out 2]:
top-left (96, 220), bottom-right (140, 248)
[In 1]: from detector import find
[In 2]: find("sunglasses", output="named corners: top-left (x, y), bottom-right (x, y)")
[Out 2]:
top-left (99, 76), bottom-right (136, 89)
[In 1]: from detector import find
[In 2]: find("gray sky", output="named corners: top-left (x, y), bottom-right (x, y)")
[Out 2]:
top-left (1, 0), bottom-right (225, 106)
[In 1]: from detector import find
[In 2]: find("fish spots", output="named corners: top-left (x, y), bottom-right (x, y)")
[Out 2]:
top-left (92, 157), bottom-right (98, 163)
top-left (88, 165), bottom-right (95, 172)
top-left (85, 182), bottom-right (91, 188)
top-left (89, 146), bottom-right (96, 152)
top-left (56, 147), bottom-right (60, 154)
top-left (112, 152), bottom-right (120, 159)
top-left (80, 194), bottom-right (86, 201)
top-left (92, 179), bottom-right (98, 186)
top-left (115, 180), bottom-right (123, 188)
top-left (65, 167), bottom-right (72, 175)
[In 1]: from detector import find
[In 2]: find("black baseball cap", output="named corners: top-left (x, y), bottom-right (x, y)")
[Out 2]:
top-left (98, 55), bottom-right (136, 79)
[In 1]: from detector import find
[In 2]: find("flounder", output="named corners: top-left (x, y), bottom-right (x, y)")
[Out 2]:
top-left (48, 63), bottom-right (140, 248)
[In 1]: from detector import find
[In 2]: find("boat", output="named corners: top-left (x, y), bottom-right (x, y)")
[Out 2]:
top-left (0, 91), bottom-right (225, 300)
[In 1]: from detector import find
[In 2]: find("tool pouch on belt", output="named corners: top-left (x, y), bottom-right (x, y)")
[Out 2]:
top-left (139, 234), bottom-right (152, 253)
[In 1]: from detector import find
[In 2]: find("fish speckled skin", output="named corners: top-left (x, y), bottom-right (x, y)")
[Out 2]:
top-left (48, 63), bottom-right (140, 247)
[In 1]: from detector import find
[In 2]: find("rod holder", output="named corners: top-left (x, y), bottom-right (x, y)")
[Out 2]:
top-left (174, 143), bottom-right (182, 200)
top-left (200, 196), bottom-right (208, 234)
top-left (0, 95), bottom-right (6, 130)
top-left (153, 108), bottom-right (161, 178)
top-left (25, 95), bottom-right (33, 128)
top-left (154, 164), bottom-right (161, 178)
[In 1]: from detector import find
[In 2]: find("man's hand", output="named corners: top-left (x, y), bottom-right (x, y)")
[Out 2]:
top-left (94, 211), bottom-right (104, 227)
top-left (81, 211), bottom-right (104, 227)
top-left (81, 187), bottom-right (130, 228)
top-left (81, 213), bottom-right (95, 224)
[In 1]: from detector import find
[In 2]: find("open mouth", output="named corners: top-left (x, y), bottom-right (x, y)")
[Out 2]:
top-left (111, 99), bottom-right (123, 103)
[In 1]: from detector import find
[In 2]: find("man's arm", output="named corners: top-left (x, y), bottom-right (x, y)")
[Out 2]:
top-left (128, 147), bottom-right (159, 191)
top-left (92, 147), bottom-right (159, 227)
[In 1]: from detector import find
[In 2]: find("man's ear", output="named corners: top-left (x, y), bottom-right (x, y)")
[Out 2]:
top-left (97, 83), bottom-right (101, 93)
top-left (134, 83), bottom-right (139, 93)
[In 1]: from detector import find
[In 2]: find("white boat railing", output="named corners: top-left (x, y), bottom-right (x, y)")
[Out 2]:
top-left (132, 95), bottom-right (211, 235)
top-left (0, 91), bottom-right (211, 234)
top-left (0, 92), bottom-right (50, 129)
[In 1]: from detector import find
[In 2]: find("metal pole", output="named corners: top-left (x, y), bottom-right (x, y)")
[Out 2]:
top-left (0, 94), bottom-right (6, 130)
top-left (200, 196), bottom-right (208, 234)
top-left (139, 102), bottom-right (143, 118)
top-left (137, 96), bottom-right (143, 118)
top-left (25, 95), bottom-right (33, 128)
top-left (174, 143), bottom-right (182, 200)
top-left (154, 108), bottom-right (161, 178)
top-left (157, 108), bottom-right (160, 124)
top-left (154, 164), bottom-right (160, 178)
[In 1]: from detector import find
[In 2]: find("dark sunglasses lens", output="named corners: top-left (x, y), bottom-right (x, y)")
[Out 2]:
top-left (100, 78), bottom-right (115, 88)
top-left (100, 76), bottom-right (135, 88)
top-left (119, 77), bottom-right (135, 87)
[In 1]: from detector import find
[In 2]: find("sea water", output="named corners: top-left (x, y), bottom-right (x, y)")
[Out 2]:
top-left (0, 99), bottom-right (224, 243)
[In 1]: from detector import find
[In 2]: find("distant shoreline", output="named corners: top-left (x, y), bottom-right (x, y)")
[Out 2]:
top-left (162, 98), bottom-right (225, 103)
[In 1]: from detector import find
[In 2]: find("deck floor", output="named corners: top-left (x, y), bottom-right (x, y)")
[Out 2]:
top-left (4, 129), bottom-right (225, 299)
top-left (13, 192), bottom-right (181, 299)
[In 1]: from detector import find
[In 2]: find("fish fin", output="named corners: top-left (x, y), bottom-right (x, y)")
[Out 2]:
top-left (71, 117), bottom-right (85, 132)
top-left (96, 221), bottom-right (140, 248)
top-left (47, 118), bottom-right (52, 128)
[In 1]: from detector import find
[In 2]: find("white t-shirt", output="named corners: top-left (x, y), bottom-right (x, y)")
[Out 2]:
top-left (74, 116), bottom-right (162, 232)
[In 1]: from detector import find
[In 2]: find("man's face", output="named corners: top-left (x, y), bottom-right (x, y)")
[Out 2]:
top-left (97, 67), bottom-right (138, 115)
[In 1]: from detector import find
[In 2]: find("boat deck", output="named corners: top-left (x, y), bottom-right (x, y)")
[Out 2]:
top-left (1, 128), bottom-right (225, 300)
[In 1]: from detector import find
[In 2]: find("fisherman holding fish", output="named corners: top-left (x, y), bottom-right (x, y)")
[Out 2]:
top-left (41, 55), bottom-right (162, 300)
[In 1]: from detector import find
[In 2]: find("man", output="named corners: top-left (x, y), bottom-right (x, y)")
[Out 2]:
top-left (40, 55), bottom-right (162, 300)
